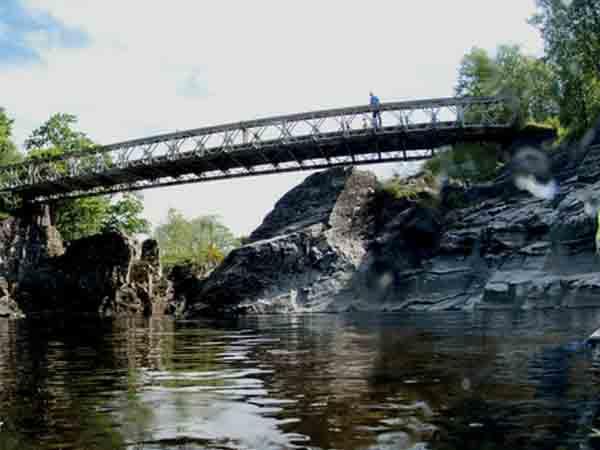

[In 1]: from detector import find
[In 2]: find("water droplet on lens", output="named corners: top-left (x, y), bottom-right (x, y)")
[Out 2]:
top-left (568, 60), bottom-right (580, 76)
top-left (378, 272), bottom-right (393, 290)
top-left (462, 377), bottom-right (471, 391)
top-left (511, 147), bottom-right (556, 199)
top-left (514, 175), bottom-right (557, 200)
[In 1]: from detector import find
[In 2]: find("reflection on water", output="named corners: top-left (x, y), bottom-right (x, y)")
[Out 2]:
top-left (2, 310), bottom-right (600, 449)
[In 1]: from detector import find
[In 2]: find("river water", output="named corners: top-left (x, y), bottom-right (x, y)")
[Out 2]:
top-left (2, 310), bottom-right (600, 450)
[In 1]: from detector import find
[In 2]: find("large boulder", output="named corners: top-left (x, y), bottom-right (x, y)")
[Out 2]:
top-left (185, 136), bottom-right (600, 314)
top-left (16, 232), bottom-right (170, 316)
top-left (187, 167), bottom-right (378, 315)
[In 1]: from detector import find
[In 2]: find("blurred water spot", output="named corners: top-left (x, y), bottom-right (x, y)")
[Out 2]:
top-left (511, 147), bottom-right (557, 200)
top-left (580, 190), bottom-right (600, 217)
top-left (378, 272), bottom-right (394, 290)
top-left (514, 175), bottom-right (557, 200)
top-left (581, 118), bottom-right (600, 148)
top-left (461, 377), bottom-right (471, 391)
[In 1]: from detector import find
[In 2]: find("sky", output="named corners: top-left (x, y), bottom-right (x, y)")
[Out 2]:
top-left (0, 0), bottom-right (544, 236)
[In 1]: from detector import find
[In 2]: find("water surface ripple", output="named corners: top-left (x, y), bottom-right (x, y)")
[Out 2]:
top-left (2, 310), bottom-right (600, 449)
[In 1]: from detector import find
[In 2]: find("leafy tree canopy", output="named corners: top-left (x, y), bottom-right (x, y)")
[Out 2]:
top-left (0, 108), bottom-right (23, 216)
top-left (0, 108), bottom-right (23, 166)
top-left (25, 113), bottom-right (93, 153)
top-left (103, 193), bottom-right (150, 236)
top-left (25, 113), bottom-right (148, 241)
top-left (154, 208), bottom-right (240, 274)
top-left (456, 45), bottom-right (560, 126)
top-left (530, 0), bottom-right (600, 136)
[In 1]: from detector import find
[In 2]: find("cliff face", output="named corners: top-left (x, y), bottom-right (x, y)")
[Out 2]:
top-left (0, 204), bottom-right (170, 317)
top-left (186, 140), bottom-right (600, 315)
top-left (187, 167), bottom-right (378, 315)
top-left (0, 204), bottom-right (64, 318)
top-left (15, 232), bottom-right (171, 316)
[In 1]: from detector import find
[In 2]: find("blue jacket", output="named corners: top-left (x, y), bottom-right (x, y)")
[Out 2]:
top-left (370, 95), bottom-right (380, 108)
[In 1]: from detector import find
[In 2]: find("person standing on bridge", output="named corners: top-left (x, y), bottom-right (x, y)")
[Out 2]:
top-left (369, 92), bottom-right (382, 129)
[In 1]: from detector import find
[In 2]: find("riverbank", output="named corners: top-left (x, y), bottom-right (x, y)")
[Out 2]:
top-left (184, 132), bottom-right (600, 315)
top-left (2, 128), bottom-right (600, 318)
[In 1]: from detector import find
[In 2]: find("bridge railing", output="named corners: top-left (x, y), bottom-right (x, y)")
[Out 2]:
top-left (0, 96), bottom-right (517, 196)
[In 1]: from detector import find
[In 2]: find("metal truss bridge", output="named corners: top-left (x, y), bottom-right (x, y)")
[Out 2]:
top-left (0, 96), bottom-right (517, 202)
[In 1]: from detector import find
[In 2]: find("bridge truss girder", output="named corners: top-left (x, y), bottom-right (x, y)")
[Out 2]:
top-left (0, 96), bottom-right (517, 202)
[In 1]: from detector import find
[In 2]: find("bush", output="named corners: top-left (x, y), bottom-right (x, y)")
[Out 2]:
top-left (424, 142), bottom-right (503, 183)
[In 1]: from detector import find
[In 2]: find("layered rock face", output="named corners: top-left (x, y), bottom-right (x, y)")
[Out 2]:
top-left (187, 167), bottom-right (378, 315)
top-left (0, 204), bottom-right (63, 318)
top-left (186, 140), bottom-right (600, 314)
top-left (0, 203), bottom-right (170, 317)
top-left (16, 232), bottom-right (170, 316)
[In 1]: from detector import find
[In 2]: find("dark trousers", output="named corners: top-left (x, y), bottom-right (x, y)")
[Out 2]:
top-left (372, 110), bottom-right (382, 129)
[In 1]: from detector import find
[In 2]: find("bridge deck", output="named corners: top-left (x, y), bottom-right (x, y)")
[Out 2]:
top-left (0, 96), bottom-right (517, 201)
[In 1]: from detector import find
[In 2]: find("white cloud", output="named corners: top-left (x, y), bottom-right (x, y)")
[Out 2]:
top-left (2, 0), bottom-right (543, 235)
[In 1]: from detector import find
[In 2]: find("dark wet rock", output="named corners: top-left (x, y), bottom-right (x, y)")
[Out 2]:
top-left (16, 232), bottom-right (170, 316)
top-left (0, 276), bottom-right (23, 319)
top-left (0, 201), bottom-right (172, 318)
top-left (187, 167), bottom-right (378, 315)
top-left (184, 137), bottom-right (600, 313)
top-left (0, 204), bottom-right (64, 285)
top-left (165, 263), bottom-right (201, 315)
top-left (480, 271), bottom-right (600, 310)
top-left (248, 166), bottom-right (375, 242)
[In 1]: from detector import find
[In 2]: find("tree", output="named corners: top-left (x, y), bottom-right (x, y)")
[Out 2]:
top-left (0, 108), bottom-right (24, 216)
top-left (55, 197), bottom-right (111, 241)
top-left (25, 113), bottom-right (93, 153)
top-left (154, 208), bottom-right (240, 274)
top-left (455, 45), bottom-right (560, 126)
top-left (455, 47), bottom-right (499, 98)
top-left (0, 108), bottom-right (22, 165)
top-left (25, 114), bottom-right (148, 241)
top-left (102, 193), bottom-right (150, 236)
top-left (530, 0), bottom-right (600, 136)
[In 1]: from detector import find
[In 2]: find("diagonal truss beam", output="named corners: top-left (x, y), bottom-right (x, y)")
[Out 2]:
top-left (0, 95), bottom-right (518, 201)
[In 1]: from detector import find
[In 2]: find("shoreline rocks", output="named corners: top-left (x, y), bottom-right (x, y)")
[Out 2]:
top-left (0, 203), bottom-right (171, 318)
top-left (4, 131), bottom-right (600, 317)
top-left (184, 140), bottom-right (600, 315)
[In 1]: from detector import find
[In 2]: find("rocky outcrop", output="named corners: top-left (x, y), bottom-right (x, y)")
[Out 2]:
top-left (0, 196), bottom-right (173, 318)
top-left (6, 221), bottom-right (170, 316)
top-left (185, 137), bottom-right (600, 314)
top-left (187, 167), bottom-right (378, 315)
top-left (0, 204), bottom-right (63, 318)
top-left (0, 276), bottom-right (24, 319)
top-left (0, 204), bottom-right (64, 285)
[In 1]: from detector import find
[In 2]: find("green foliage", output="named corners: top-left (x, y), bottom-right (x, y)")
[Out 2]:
top-left (530, 0), bottom-right (600, 138)
top-left (55, 197), bottom-right (111, 241)
top-left (25, 114), bottom-right (147, 241)
top-left (102, 193), bottom-right (150, 235)
top-left (456, 45), bottom-right (560, 125)
top-left (154, 208), bottom-right (240, 274)
top-left (0, 108), bottom-right (22, 165)
top-left (0, 108), bottom-right (24, 217)
top-left (380, 175), bottom-right (433, 201)
top-left (25, 113), bottom-right (93, 152)
top-left (424, 142), bottom-right (503, 183)
top-left (456, 47), bottom-right (499, 98)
